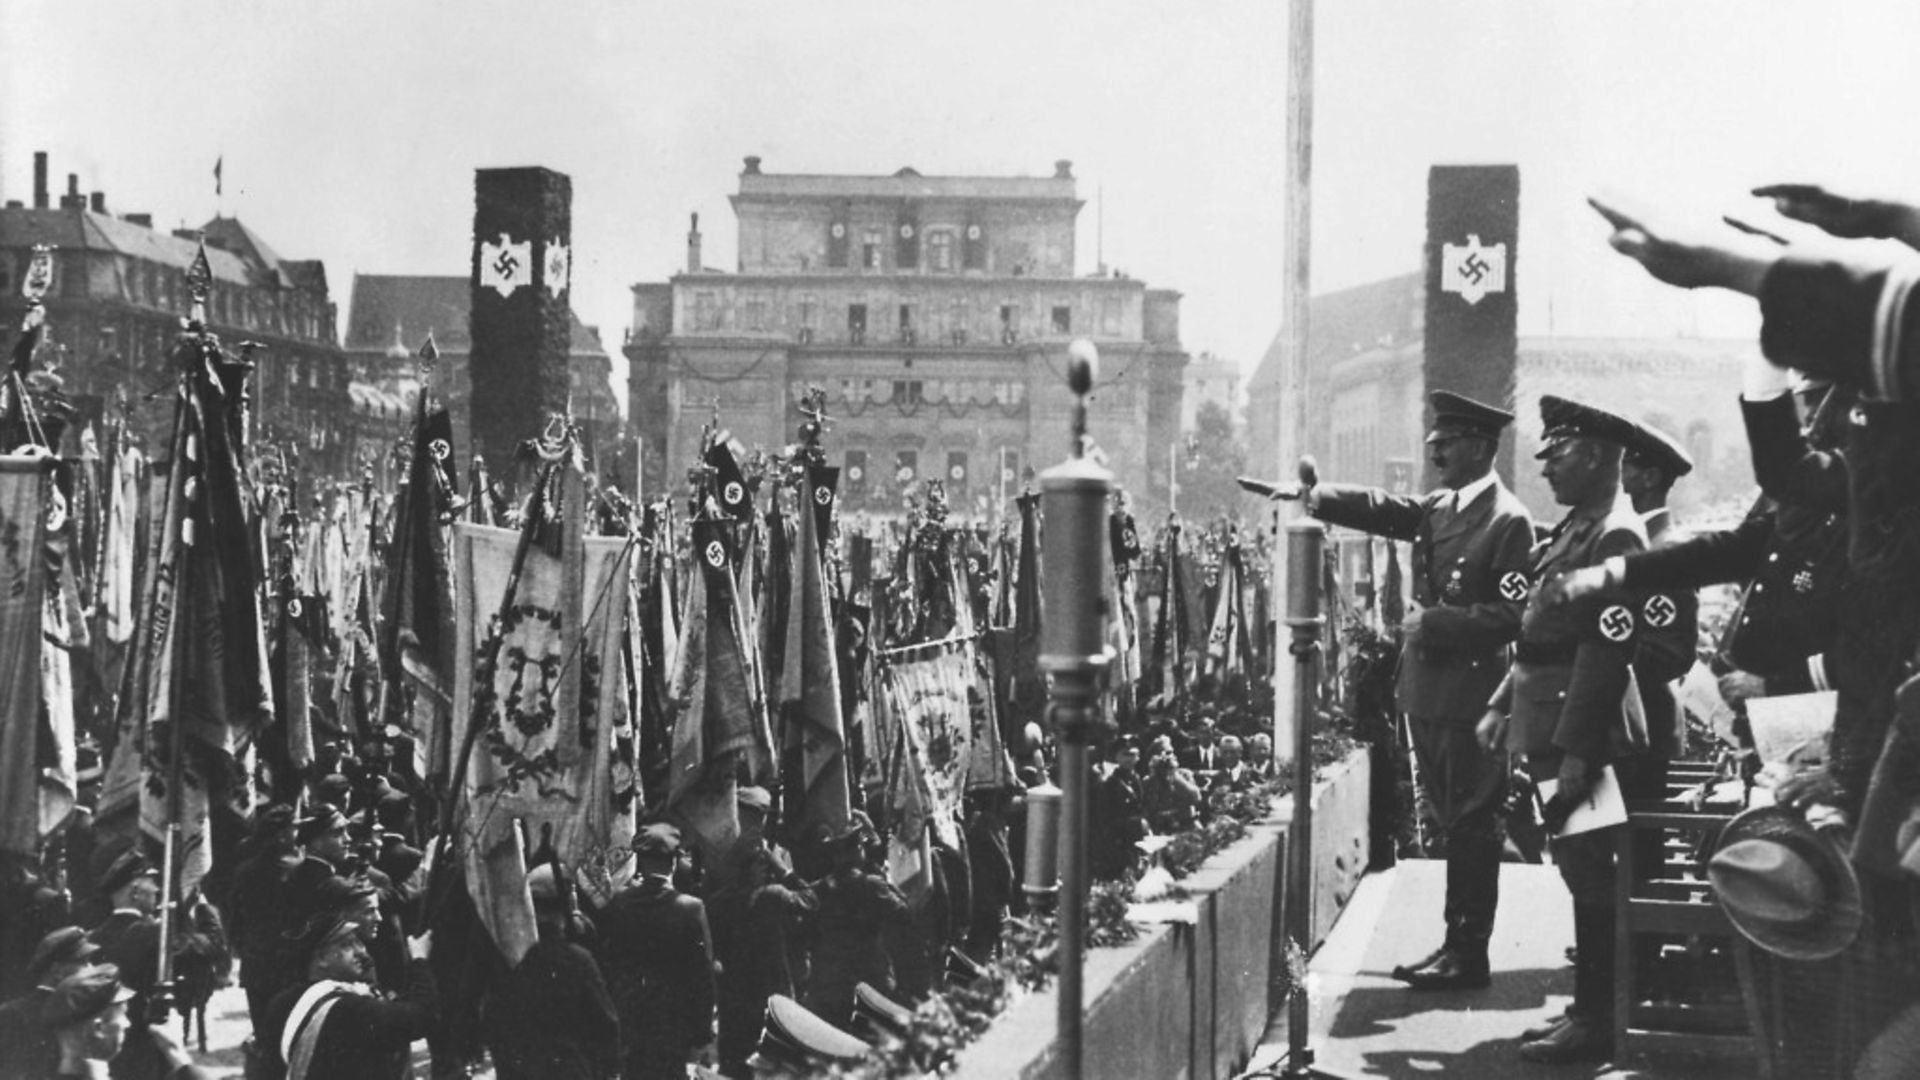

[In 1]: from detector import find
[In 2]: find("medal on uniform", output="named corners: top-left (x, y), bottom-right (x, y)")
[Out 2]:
top-left (1444, 565), bottom-right (1464, 601)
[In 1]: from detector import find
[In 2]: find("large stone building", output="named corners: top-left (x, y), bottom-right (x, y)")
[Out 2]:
top-left (1181, 350), bottom-right (1243, 434)
top-left (0, 152), bottom-right (354, 472)
top-left (626, 157), bottom-right (1188, 518)
top-left (1248, 272), bottom-right (1758, 520)
top-left (343, 274), bottom-right (622, 472)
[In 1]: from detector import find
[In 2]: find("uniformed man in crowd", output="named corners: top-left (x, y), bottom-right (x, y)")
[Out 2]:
top-left (1480, 395), bottom-right (1649, 1063)
top-left (1616, 421), bottom-right (1698, 806)
top-left (227, 806), bottom-right (301, 1031)
top-left (37, 964), bottom-right (135, 1080)
top-left (1266, 389), bottom-right (1535, 993)
top-left (0, 927), bottom-right (101, 1080)
top-left (803, 813), bottom-right (908, 1031)
top-left (709, 786), bottom-right (816, 1080)
top-left (262, 911), bottom-right (437, 1080)
top-left (1091, 737), bottom-right (1147, 880)
top-left (596, 824), bottom-right (715, 1079)
top-left (480, 865), bottom-right (619, 1080)
top-left (1549, 377), bottom-right (1850, 789)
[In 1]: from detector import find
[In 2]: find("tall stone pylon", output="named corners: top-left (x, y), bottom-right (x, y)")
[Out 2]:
top-left (1424, 165), bottom-right (1519, 488)
top-left (470, 167), bottom-right (574, 472)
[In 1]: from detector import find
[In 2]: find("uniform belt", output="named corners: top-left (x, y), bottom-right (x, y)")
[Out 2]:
top-left (1515, 641), bottom-right (1578, 665)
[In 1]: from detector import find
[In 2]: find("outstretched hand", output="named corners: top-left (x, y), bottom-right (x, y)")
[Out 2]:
top-left (1752, 183), bottom-right (1920, 246)
top-left (1589, 196), bottom-right (1775, 295)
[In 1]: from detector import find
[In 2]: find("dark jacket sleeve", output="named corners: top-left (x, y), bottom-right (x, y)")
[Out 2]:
top-left (567, 942), bottom-right (622, 1071)
top-left (1416, 507), bottom-right (1533, 648)
top-left (679, 900), bottom-right (716, 1046)
top-left (339, 957), bottom-right (439, 1048)
top-left (1743, 395), bottom-right (1848, 514)
top-left (1634, 588), bottom-right (1699, 687)
top-left (1554, 526), bottom-right (1646, 763)
top-left (1310, 484), bottom-right (1429, 542)
top-left (1622, 509), bottom-right (1770, 592)
top-left (1759, 254), bottom-right (1920, 400)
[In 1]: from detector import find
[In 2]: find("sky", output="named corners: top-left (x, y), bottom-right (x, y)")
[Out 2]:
top-left (7, 0), bottom-right (1920, 412)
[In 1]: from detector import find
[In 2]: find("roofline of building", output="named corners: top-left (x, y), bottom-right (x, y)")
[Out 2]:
top-left (654, 271), bottom-right (1156, 289)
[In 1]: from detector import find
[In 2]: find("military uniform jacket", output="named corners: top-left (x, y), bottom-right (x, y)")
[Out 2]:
top-left (1490, 499), bottom-right (1649, 763)
top-left (1739, 362), bottom-right (1920, 806)
top-left (1313, 479), bottom-right (1534, 720)
top-left (1625, 487), bottom-right (1846, 693)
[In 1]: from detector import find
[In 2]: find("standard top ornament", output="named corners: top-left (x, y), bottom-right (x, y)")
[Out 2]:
top-left (186, 240), bottom-right (214, 325)
top-left (22, 246), bottom-right (53, 303)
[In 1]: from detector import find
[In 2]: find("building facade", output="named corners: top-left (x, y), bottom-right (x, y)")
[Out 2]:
top-left (343, 274), bottom-right (623, 474)
top-left (626, 157), bottom-right (1188, 519)
top-left (1181, 351), bottom-right (1243, 435)
top-left (0, 152), bottom-right (353, 472)
top-left (1248, 272), bottom-right (1758, 521)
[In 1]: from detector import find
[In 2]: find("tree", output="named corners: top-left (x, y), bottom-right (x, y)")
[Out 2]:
top-left (1178, 401), bottom-right (1248, 521)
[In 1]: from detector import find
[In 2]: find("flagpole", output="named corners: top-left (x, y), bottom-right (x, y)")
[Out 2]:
top-left (1274, 0), bottom-right (1315, 774)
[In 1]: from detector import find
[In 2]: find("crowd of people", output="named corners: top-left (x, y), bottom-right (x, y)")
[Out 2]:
top-left (0, 703), bottom-right (1286, 1080)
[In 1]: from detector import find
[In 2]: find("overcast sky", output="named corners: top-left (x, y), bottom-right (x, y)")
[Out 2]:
top-left (7, 0), bottom-right (1920, 408)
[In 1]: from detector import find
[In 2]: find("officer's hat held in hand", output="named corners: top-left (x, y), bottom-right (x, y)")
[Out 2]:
top-left (1535, 395), bottom-right (1639, 458)
top-left (1622, 420), bottom-right (1694, 478)
top-left (1426, 390), bottom-right (1514, 445)
top-left (1707, 804), bottom-right (1862, 961)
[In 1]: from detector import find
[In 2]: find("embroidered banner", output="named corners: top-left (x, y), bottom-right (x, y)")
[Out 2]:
top-left (450, 519), bottom-right (632, 963)
top-left (0, 458), bottom-right (49, 857)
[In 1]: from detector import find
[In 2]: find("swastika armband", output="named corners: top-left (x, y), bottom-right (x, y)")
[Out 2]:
top-left (1499, 571), bottom-right (1530, 602)
top-left (1642, 593), bottom-right (1678, 629)
top-left (1596, 604), bottom-right (1636, 643)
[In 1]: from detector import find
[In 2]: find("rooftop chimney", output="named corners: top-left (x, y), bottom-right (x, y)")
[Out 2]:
top-left (89, 192), bottom-right (105, 214)
top-left (33, 152), bottom-right (48, 209)
top-left (1054, 159), bottom-right (1074, 179)
top-left (743, 155), bottom-right (762, 175)
top-left (123, 213), bottom-right (152, 228)
top-left (687, 212), bottom-right (702, 274)
top-left (62, 173), bottom-right (80, 210)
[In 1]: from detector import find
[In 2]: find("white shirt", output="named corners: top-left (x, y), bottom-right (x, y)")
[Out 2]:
top-left (1447, 471), bottom-right (1498, 514)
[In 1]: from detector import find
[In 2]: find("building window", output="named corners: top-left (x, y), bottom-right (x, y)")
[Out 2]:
top-left (849, 303), bottom-right (868, 344)
top-left (927, 230), bottom-right (954, 272)
top-left (863, 230), bottom-right (884, 270)
top-left (1000, 303), bottom-right (1018, 344)
top-left (1100, 296), bottom-right (1122, 335)
top-left (899, 303), bottom-right (916, 344)
top-left (1051, 305), bottom-right (1072, 334)
top-left (799, 295), bottom-right (817, 330)
top-left (744, 296), bottom-right (767, 331)
top-left (892, 379), bottom-right (923, 404)
top-left (693, 291), bottom-right (719, 331)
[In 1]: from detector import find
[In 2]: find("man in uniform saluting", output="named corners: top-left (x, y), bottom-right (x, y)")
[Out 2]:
top-left (1479, 395), bottom-right (1650, 1064)
top-left (1264, 390), bottom-right (1534, 992)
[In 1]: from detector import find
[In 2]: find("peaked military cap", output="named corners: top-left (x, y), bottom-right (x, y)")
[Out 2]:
top-left (1426, 390), bottom-right (1514, 444)
top-left (27, 926), bottom-right (99, 986)
top-left (39, 965), bottom-right (133, 1029)
top-left (1535, 395), bottom-right (1638, 457)
top-left (737, 786), bottom-right (774, 812)
top-left (93, 844), bottom-right (156, 898)
top-left (1622, 421), bottom-right (1694, 478)
top-left (758, 993), bottom-right (872, 1067)
top-left (295, 805), bottom-right (348, 846)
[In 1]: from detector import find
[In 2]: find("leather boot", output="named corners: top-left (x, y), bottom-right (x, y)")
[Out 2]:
top-left (1519, 903), bottom-right (1614, 1063)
